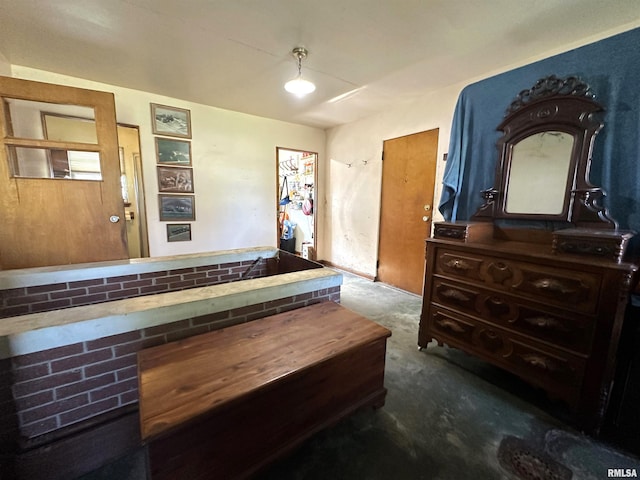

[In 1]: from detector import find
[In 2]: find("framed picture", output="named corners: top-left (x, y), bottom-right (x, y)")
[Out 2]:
top-left (166, 223), bottom-right (192, 242)
top-left (157, 166), bottom-right (194, 193)
top-left (159, 194), bottom-right (195, 221)
top-left (151, 103), bottom-right (191, 138)
top-left (155, 137), bottom-right (191, 166)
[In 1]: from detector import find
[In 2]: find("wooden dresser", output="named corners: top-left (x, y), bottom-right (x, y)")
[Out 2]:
top-left (419, 223), bottom-right (637, 434)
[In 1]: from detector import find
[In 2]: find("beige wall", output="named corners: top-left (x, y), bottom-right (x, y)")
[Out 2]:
top-left (10, 66), bottom-right (326, 258)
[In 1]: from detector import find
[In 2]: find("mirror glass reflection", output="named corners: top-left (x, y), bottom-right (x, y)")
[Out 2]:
top-left (505, 131), bottom-right (574, 215)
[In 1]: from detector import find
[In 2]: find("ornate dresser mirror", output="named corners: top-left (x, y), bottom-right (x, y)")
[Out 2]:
top-left (473, 75), bottom-right (617, 228)
top-left (421, 75), bottom-right (638, 435)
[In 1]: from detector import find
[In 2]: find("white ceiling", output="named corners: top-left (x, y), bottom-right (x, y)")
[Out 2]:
top-left (1, 0), bottom-right (639, 129)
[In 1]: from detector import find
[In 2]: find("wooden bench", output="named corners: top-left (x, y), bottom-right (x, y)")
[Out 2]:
top-left (137, 301), bottom-right (392, 480)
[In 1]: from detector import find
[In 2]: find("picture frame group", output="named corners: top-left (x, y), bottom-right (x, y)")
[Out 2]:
top-left (151, 102), bottom-right (196, 242)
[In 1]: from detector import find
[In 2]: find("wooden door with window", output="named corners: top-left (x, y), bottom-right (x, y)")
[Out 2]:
top-left (0, 76), bottom-right (127, 269)
top-left (377, 129), bottom-right (438, 294)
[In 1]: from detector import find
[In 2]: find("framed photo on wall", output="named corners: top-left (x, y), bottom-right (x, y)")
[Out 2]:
top-left (157, 166), bottom-right (194, 193)
top-left (151, 103), bottom-right (192, 138)
top-left (159, 194), bottom-right (195, 221)
top-left (155, 137), bottom-right (192, 166)
top-left (166, 223), bottom-right (192, 242)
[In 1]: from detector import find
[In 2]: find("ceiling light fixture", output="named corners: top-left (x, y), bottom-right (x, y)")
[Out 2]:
top-left (284, 47), bottom-right (316, 97)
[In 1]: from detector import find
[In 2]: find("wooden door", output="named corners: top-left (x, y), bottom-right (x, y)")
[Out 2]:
top-left (0, 76), bottom-right (127, 269)
top-left (377, 129), bottom-right (438, 294)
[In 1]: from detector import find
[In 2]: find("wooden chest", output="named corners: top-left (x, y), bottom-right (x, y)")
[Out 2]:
top-left (138, 301), bottom-right (391, 480)
top-left (419, 235), bottom-right (637, 434)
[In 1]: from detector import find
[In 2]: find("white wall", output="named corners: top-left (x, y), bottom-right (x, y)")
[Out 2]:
top-left (10, 66), bottom-right (326, 258)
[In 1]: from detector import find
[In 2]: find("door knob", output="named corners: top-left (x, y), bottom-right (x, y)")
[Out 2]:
top-left (109, 215), bottom-right (120, 223)
top-left (424, 204), bottom-right (431, 211)
top-left (422, 215), bottom-right (430, 222)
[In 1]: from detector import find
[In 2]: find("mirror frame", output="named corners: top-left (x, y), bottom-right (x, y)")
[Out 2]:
top-left (472, 75), bottom-right (617, 229)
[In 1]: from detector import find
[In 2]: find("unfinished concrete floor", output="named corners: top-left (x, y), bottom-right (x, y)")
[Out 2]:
top-left (80, 271), bottom-right (640, 480)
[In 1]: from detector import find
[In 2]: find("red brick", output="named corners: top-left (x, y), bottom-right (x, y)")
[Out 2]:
top-left (183, 272), bottom-right (207, 281)
top-left (116, 365), bottom-right (138, 382)
top-left (69, 278), bottom-right (104, 288)
top-left (12, 362), bottom-right (51, 383)
top-left (264, 297), bottom-right (294, 309)
top-left (0, 305), bottom-right (30, 317)
top-left (7, 293), bottom-right (49, 306)
top-left (20, 393), bottom-right (88, 424)
top-left (144, 272), bottom-right (167, 281)
top-left (26, 283), bottom-right (67, 294)
top-left (166, 325), bottom-right (210, 343)
top-left (114, 337), bottom-right (165, 356)
top-left (192, 311), bottom-right (229, 326)
top-left (107, 288), bottom-right (139, 300)
top-left (195, 265), bottom-right (218, 272)
top-left (294, 292), bottom-right (313, 302)
top-left (14, 390), bottom-right (54, 411)
top-left (84, 354), bottom-right (136, 378)
top-left (246, 308), bottom-right (277, 322)
top-left (50, 288), bottom-right (87, 299)
top-left (31, 299), bottom-right (72, 312)
top-left (120, 390), bottom-right (138, 405)
top-left (12, 344), bottom-right (84, 368)
top-left (55, 373), bottom-right (115, 400)
top-left (71, 293), bottom-right (108, 305)
top-left (0, 287), bottom-right (26, 298)
top-left (143, 319), bottom-right (190, 337)
top-left (230, 303), bottom-right (265, 317)
top-left (221, 273), bottom-right (240, 281)
top-left (107, 274), bottom-right (138, 283)
top-left (154, 275), bottom-right (182, 285)
top-left (21, 416), bottom-right (58, 438)
top-left (90, 378), bottom-right (138, 402)
top-left (86, 331), bottom-right (141, 350)
top-left (140, 284), bottom-right (170, 294)
top-left (169, 267), bottom-right (196, 275)
top-left (59, 397), bottom-right (119, 426)
top-left (13, 371), bottom-right (83, 398)
top-left (51, 348), bottom-right (113, 373)
top-left (168, 280), bottom-right (196, 289)
top-left (122, 279), bottom-right (153, 289)
top-left (195, 277), bottom-right (218, 286)
top-left (87, 283), bottom-right (122, 294)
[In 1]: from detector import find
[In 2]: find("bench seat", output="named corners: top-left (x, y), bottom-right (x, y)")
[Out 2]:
top-left (137, 301), bottom-right (392, 479)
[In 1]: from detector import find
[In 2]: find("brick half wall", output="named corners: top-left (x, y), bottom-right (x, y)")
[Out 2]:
top-left (1, 287), bottom-right (340, 446)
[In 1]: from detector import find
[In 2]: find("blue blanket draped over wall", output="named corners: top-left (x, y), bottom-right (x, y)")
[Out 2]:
top-left (440, 27), bottom-right (640, 233)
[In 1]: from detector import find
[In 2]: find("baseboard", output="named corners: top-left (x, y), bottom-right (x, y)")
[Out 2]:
top-left (318, 260), bottom-right (375, 281)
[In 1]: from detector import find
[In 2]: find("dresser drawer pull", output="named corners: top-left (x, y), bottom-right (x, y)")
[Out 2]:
top-left (440, 288), bottom-right (471, 302)
top-left (435, 318), bottom-right (465, 333)
top-left (520, 354), bottom-right (559, 373)
top-left (531, 278), bottom-right (576, 295)
top-left (445, 258), bottom-right (472, 271)
top-left (523, 316), bottom-right (567, 331)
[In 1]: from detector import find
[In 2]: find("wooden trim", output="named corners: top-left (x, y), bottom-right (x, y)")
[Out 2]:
top-left (319, 260), bottom-right (375, 281)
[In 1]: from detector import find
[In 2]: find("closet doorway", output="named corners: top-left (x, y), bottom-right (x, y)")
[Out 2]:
top-left (276, 147), bottom-right (317, 258)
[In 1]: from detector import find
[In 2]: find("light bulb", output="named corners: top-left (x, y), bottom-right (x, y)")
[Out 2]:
top-left (284, 76), bottom-right (316, 97)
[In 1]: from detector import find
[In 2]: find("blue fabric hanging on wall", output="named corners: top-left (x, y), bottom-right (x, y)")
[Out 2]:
top-left (440, 27), bottom-right (640, 232)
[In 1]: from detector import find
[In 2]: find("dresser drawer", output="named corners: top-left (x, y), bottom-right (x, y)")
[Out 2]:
top-left (430, 277), bottom-right (594, 354)
top-left (434, 248), bottom-right (601, 314)
top-left (427, 306), bottom-right (585, 406)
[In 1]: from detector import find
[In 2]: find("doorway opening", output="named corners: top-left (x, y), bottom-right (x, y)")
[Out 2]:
top-left (276, 147), bottom-right (317, 259)
top-left (117, 124), bottom-right (149, 258)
